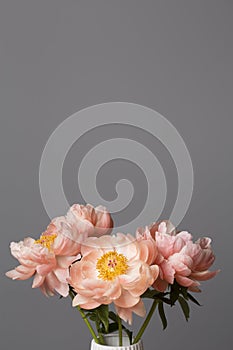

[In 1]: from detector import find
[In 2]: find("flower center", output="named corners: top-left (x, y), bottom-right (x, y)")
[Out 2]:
top-left (35, 233), bottom-right (57, 251)
top-left (96, 251), bottom-right (128, 281)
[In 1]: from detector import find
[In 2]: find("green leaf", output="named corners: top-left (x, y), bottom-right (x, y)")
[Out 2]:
top-left (158, 302), bottom-right (167, 329)
top-left (170, 290), bottom-right (179, 306)
top-left (158, 296), bottom-right (172, 305)
top-left (187, 292), bottom-right (202, 306)
top-left (96, 305), bottom-right (109, 333)
top-left (141, 289), bottom-right (161, 298)
top-left (107, 323), bottom-right (119, 334)
top-left (180, 286), bottom-right (188, 300)
top-left (142, 289), bottom-right (171, 306)
top-left (81, 309), bottom-right (97, 321)
top-left (109, 311), bottom-right (118, 322)
top-left (169, 281), bottom-right (183, 306)
top-left (89, 314), bottom-right (97, 322)
top-left (178, 296), bottom-right (190, 321)
top-left (124, 329), bottom-right (133, 345)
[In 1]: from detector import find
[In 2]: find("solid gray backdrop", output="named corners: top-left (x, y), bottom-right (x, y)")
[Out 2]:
top-left (0, 1), bottom-right (232, 350)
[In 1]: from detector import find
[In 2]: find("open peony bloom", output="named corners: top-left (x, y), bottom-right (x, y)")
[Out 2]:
top-left (144, 221), bottom-right (219, 292)
top-left (68, 233), bottom-right (159, 324)
top-left (66, 204), bottom-right (113, 238)
top-left (6, 204), bottom-right (113, 297)
top-left (6, 216), bottom-right (81, 297)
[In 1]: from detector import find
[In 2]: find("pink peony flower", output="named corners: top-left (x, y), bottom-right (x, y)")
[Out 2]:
top-left (6, 204), bottom-right (113, 297)
top-left (66, 204), bottom-right (113, 238)
top-left (68, 233), bottom-right (159, 324)
top-left (6, 216), bottom-right (82, 297)
top-left (147, 221), bottom-right (219, 292)
top-left (171, 237), bottom-right (219, 291)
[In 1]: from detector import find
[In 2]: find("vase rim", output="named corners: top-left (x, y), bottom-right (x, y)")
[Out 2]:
top-left (91, 335), bottom-right (142, 348)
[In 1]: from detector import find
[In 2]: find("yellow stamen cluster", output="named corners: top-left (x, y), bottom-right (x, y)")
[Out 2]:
top-left (35, 233), bottom-right (57, 251)
top-left (96, 251), bottom-right (128, 281)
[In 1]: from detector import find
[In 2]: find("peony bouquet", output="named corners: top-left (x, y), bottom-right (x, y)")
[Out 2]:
top-left (6, 203), bottom-right (219, 346)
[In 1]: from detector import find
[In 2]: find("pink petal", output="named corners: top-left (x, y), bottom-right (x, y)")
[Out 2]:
top-left (160, 260), bottom-right (175, 284)
top-left (188, 285), bottom-right (201, 292)
top-left (131, 299), bottom-right (146, 318)
top-left (40, 279), bottom-right (55, 297)
top-left (6, 267), bottom-right (35, 280)
top-left (152, 277), bottom-right (168, 292)
top-left (54, 281), bottom-right (69, 297)
top-left (175, 275), bottom-right (199, 287)
top-left (56, 255), bottom-right (80, 268)
top-left (72, 294), bottom-right (101, 309)
top-left (36, 262), bottom-right (56, 276)
top-left (114, 289), bottom-right (139, 308)
top-left (32, 273), bottom-right (45, 288)
top-left (115, 305), bottom-right (133, 325)
top-left (53, 268), bottom-right (69, 283)
top-left (115, 298), bottom-right (146, 324)
top-left (190, 269), bottom-right (220, 281)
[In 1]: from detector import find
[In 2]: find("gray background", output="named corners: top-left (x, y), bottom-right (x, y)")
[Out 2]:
top-left (0, 1), bottom-right (232, 349)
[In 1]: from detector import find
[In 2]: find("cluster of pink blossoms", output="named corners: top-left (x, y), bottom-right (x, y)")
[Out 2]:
top-left (6, 204), bottom-right (218, 324)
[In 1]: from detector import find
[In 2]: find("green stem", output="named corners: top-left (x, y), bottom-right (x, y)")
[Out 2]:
top-left (98, 333), bottom-right (105, 345)
top-left (95, 320), bottom-right (105, 345)
top-left (133, 300), bottom-right (158, 344)
top-left (117, 314), bottom-right (123, 346)
top-left (69, 290), bottom-right (99, 344)
top-left (76, 305), bottom-right (100, 344)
